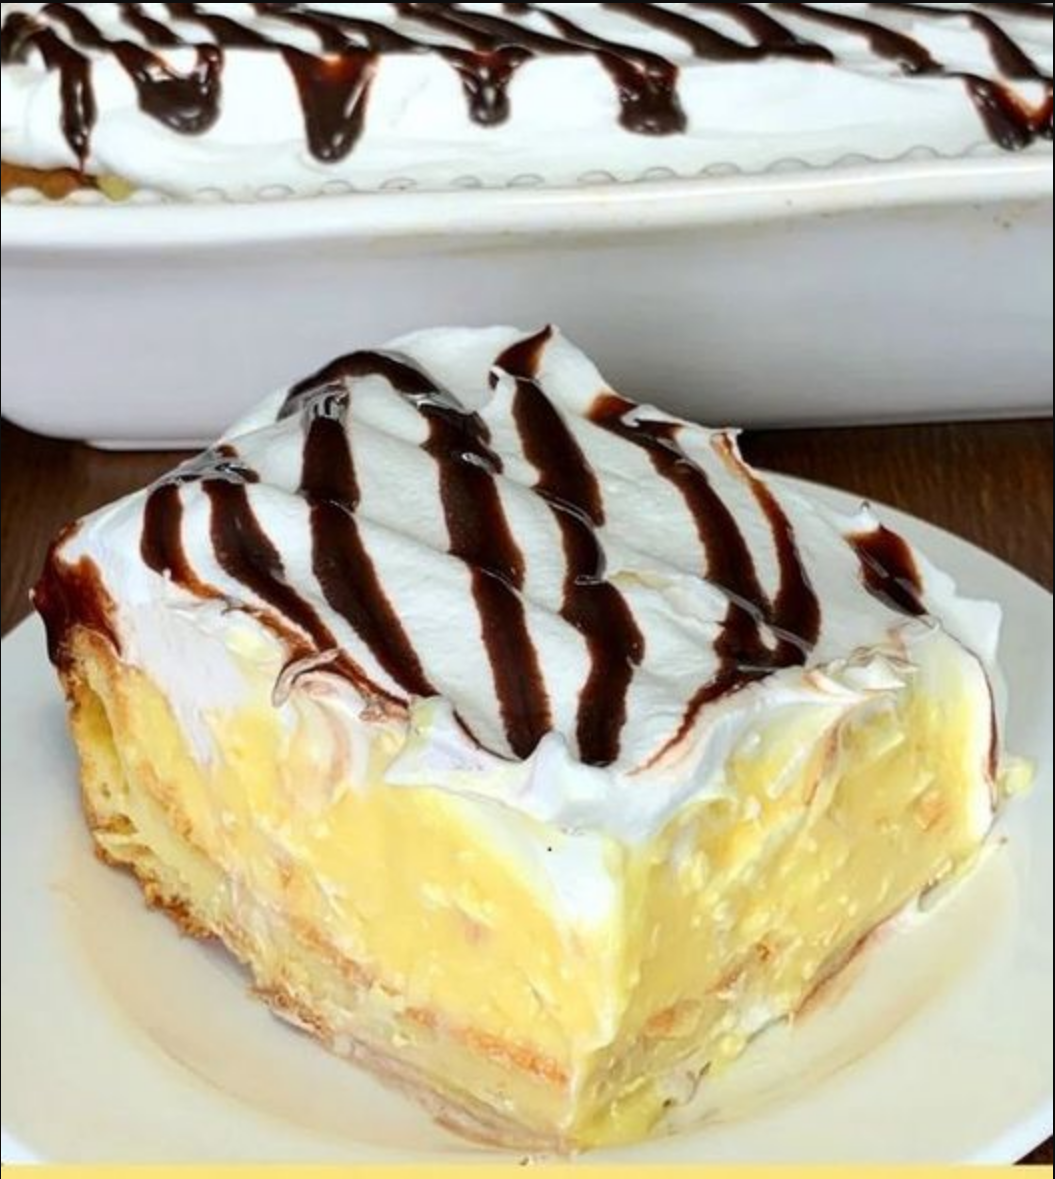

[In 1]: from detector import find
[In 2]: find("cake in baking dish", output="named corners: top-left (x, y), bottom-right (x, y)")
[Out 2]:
top-left (1, 3), bottom-right (1051, 200)
top-left (35, 326), bottom-right (1020, 1149)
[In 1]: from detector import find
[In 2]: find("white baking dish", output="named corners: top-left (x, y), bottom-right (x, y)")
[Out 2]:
top-left (1, 152), bottom-right (1051, 446)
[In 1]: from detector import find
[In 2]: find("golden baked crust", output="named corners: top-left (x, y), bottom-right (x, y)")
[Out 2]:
top-left (1, 160), bottom-right (136, 200)
top-left (1, 160), bottom-right (94, 198)
top-left (59, 627), bottom-right (578, 1152)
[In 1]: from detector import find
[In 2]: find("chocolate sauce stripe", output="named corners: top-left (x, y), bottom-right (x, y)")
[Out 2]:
top-left (272, 7), bottom-right (419, 54)
top-left (156, 439), bottom-right (574, 620)
top-left (34, 528), bottom-right (124, 669)
top-left (872, 2), bottom-right (1050, 80)
top-left (714, 436), bottom-right (820, 662)
top-left (499, 328), bottom-right (644, 765)
top-left (283, 343), bottom-right (553, 760)
top-left (3, 2), bottom-right (1048, 172)
top-left (141, 480), bottom-right (214, 597)
top-left (688, 1), bottom-right (831, 58)
top-left (772, 2), bottom-right (936, 70)
top-left (588, 392), bottom-right (828, 766)
top-left (494, 326), bottom-right (604, 524)
top-left (283, 379), bottom-right (616, 624)
top-left (401, 1), bottom-right (687, 134)
top-left (402, 2), bottom-right (572, 53)
top-left (778, 1), bottom-right (1051, 147)
top-left (138, 449), bottom-right (405, 705)
top-left (873, 2), bottom-right (1052, 141)
top-left (616, 1), bottom-right (833, 62)
top-left (848, 524), bottom-right (927, 617)
top-left (118, 2), bottom-right (182, 47)
top-left (300, 407), bottom-right (436, 698)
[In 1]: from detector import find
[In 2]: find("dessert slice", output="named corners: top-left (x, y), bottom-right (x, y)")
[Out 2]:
top-left (34, 326), bottom-right (1015, 1151)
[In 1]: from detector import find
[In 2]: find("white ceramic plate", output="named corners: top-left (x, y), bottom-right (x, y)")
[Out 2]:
top-left (2, 479), bottom-right (1051, 1164)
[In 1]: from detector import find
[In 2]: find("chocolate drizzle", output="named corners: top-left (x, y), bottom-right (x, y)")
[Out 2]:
top-left (620, 2), bottom-right (833, 63)
top-left (869, 2), bottom-right (1053, 144)
top-left (588, 393), bottom-right (820, 758)
top-left (498, 327), bottom-right (644, 766)
top-left (2, 3), bottom-right (1049, 177)
top-left (778, 2), bottom-right (1051, 149)
top-left (142, 445), bottom-right (255, 594)
top-left (72, 327), bottom-right (951, 769)
top-left (848, 524), bottom-right (927, 617)
top-left (141, 482), bottom-right (202, 592)
top-left (774, 3), bottom-right (936, 69)
top-left (139, 443), bottom-right (395, 703)
top-left (40, 4), bottom-right (224, 136)
top-left (281, 46), bottom-right (376, 162)
top-left (33, 526), bottom-right (122, 670)
top-left (400, 2), bottom-right (686, 134)
top-left (392, 4), bottom-right (545, 129)
top-left (714, 435), bottom-right (821, 662)
top-left (1, 13), bottom-right (96, 167)
top-left (688, 2), bottom-right (833, 59)
top-left (116, 3), bottom-right (182, 47)
top-left (140, 444), bottom-right (236, 562)
top-left (509, 4), bottom-right (686, 134)
top-left (284, 347), bottom-right (552, 760)
top-left (299, 394), bottom-right (434, 698)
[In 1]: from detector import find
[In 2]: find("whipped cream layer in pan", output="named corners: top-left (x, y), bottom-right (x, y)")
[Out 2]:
top-left (45, 326), bottom-right (1002, 841)
top-left (1, 3), bottom-right (1052, 199)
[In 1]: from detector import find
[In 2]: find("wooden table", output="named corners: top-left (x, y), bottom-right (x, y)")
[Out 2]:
top-left (1, 415), bottom-right (1052, 1164)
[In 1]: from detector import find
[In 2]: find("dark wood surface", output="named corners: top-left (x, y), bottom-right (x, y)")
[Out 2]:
top-left (1, 415), bottom-right (1051, 1164)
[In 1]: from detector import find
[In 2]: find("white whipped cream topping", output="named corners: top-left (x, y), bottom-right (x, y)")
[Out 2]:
top-left (54, 325), bottom-right (1002, 859)
top-left (2, 3), bottom-right (1051, 199)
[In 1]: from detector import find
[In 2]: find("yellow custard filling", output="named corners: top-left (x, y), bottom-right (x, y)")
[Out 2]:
top-left (63, 622), bottom-right (995, 1150)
